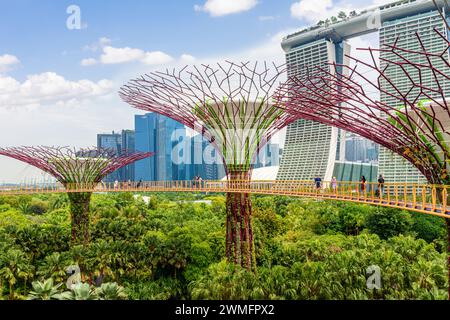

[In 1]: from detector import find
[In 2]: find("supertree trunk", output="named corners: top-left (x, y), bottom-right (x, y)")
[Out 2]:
top-left (67, 192), bottom-right (92, 246)
top-left (435, 185), bottom-right (450, 300)
top-left (447, 218), bottom-right (450, 300)
top-left (225, 170), bottom-right (255, 271)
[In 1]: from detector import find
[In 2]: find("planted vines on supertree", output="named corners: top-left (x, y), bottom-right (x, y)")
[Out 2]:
top-left (275, 28), bottom-right (450, 297)
top-left (120, 61), bottom-right (300, 270)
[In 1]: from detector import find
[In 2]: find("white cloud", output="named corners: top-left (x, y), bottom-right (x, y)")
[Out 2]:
top-left (180, 54), bottom-right (196, 63)
top-left (80, 58), bottom-right (97, 66)
top-left (83, 37), bottom-right (112, 52)
top-left (99, 46), bottom-right (173, 65)
top-left (0, 54), bottom-right (20, 73)
top-left (100, 46), bottom-right (145, 64)
top-left (194, 0), bottom-right (258, 17)
top-left (141, 51), bottom-right (173, 65)
top-left (291, 0), bottom-right (343, 23)
top-left (0, 72), bottom-right (113, 108)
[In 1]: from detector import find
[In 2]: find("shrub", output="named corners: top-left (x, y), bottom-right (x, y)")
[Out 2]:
top-left (364, 207), bottom-right (413, 239)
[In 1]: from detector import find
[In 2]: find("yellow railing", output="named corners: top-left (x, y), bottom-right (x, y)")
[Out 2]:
top-left (0, 180), bottom-right (449, 218)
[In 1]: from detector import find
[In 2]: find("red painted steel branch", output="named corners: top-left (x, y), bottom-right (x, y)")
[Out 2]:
top-left (119, 61), bottom-right (301, 174)
top-left (276, 29), bottom-right (450, 184)
top-left (0, 146), bottom-right (154, 185)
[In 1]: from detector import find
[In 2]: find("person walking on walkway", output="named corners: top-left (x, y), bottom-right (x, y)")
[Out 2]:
top-left (331, 176), bottom-right (337, 193)
top-left (360, 176), bottom-right (367, 194)
top-left (314, 175), bottom-right (322, 193)
top-left (377, 174), bottom-right (385, 197)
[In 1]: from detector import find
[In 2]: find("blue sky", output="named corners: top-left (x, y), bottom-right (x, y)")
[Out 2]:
top-left (0, 0), bottom-right (386, 182)
top-left (1, 0), bottom-right (301, 81)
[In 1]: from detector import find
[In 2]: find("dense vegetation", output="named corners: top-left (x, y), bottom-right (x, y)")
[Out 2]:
top-left (0, 191), bottom-right (447, 300)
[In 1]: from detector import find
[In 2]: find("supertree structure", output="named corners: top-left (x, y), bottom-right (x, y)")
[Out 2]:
top-left (0, 146), bottom-right (153, 245)
top-left (120, 61), bottom-right (299, 270)
top-left (275, 28), bottom-right (450, 297)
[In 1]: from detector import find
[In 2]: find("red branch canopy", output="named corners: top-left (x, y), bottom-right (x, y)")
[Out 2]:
top-left (276, 29), bottom-right (450, 184)
top-left (120, 61), bottom-right (300, 173)
top-left (0, 146), bottom-right (154, 185)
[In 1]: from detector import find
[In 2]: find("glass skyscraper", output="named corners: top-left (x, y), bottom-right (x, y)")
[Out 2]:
top-left (121, 130), bottom-right (136, 182)
top-left (134, 113), bottom-right (187, 181)
top-left (97, 130), bottom-right (136, 182)
top-left (97, 131), bottom-right (122, 182)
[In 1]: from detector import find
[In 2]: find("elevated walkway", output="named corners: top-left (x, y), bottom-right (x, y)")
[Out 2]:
top-left (0, 180), bottom-right (449, 219)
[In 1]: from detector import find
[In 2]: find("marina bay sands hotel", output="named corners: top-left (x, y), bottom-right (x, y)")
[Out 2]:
top-left (277, 0), bottom-right (450, 183)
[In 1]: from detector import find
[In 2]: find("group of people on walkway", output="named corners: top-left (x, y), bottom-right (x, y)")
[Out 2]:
top-left (192, 175), bottom-right (203, 188)
top-left (314, 174), bottom-right (385, 197)
top-left (111, 179), bottom-right (143, 190)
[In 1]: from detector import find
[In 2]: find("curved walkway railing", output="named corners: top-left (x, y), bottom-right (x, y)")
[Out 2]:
top-left (0, 180), bottom-right (449, 219)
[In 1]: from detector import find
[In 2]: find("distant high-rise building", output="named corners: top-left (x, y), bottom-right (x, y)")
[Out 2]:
top-left (279, 0), bottom-right (449, 182)
top-left (97, 131), bottom-right (121, 152)
top-left (96, 130), bottom-right (136, 182)
top-left (134, 113), bottom-right (187, 181)
top-left (187, 135), bottom-right (281, 180)
top-left (345, 133), bottom-right (379, 163)
top-left (378, 8), bottom-right (450, 184)
top-left (189, 135), bottom-right (226, 180)
top-left (97, 131), bottom-right (122, 182)
top-left (120, 130), bottom-right (136, 181)
top-left (277, 39), bottom-right (350, 181)
top-left (254, 143), bottom-right (282, 169)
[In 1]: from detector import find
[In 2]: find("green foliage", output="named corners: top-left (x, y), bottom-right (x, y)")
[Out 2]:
top-left (58, 283), bottom-right (98, 300)
top-left (28, 198), bottom-right (49, 215)
top-left (27, 278), bottom-right (62, 300)
top-left (410, 212), bottom-right (446, 246)
top-left (365, 207), bottom-right (413, 239)
top-left (0, 192), bottom-right (447, 300)
top-left (95, 282), bottom-right (128, 300)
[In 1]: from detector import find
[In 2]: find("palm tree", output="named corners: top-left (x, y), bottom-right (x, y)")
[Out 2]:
top-left (27, 278), bottom-right (62, 300)
top-left (0, 249), bottom-right (33, 299)
top-left (37, 252), bottom-right (68, 284)
top-left (17, 201), bottom-right (31, 215)
top-left (95, 282), bottom-right (127, 300)
top-left (0, 249), bottom-right (33, 300)
top-left (87, 240), bottom-right (114, 284)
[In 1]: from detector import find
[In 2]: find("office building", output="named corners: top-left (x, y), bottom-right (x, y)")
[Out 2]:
top-left (378, 8), bottom-right (449, 184)
top-left (278, 0), bottom-right (449, 182)
top-left (277, 39), bottom-right (350, 181)
top-left (134, 113), bottom-right (187, 181)
top-left (97, 130), bottom-right (136, 182)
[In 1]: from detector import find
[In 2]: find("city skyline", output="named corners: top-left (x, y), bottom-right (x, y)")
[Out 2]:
top-left (96, 112), bottom-right (283, 183)
top-left (0, 0), bottom-right (400, 183)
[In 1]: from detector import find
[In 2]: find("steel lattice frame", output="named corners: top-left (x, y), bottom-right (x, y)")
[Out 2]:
top-left (0, 146), bottom-right (153, 186)
top-left (276, 28), bottom-right (450, 185)
top-left (276, 26), bottom-right (450, 299)
top-left (0, 146), bottom-right (154, 245)
top-left (120, 61), bottom-right (302, 270)
top-left (120, 61), bottom-right (299, 175)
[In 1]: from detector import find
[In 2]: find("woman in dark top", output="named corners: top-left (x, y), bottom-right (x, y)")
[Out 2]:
top-left (361, 176), bottom-right (367, 193)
